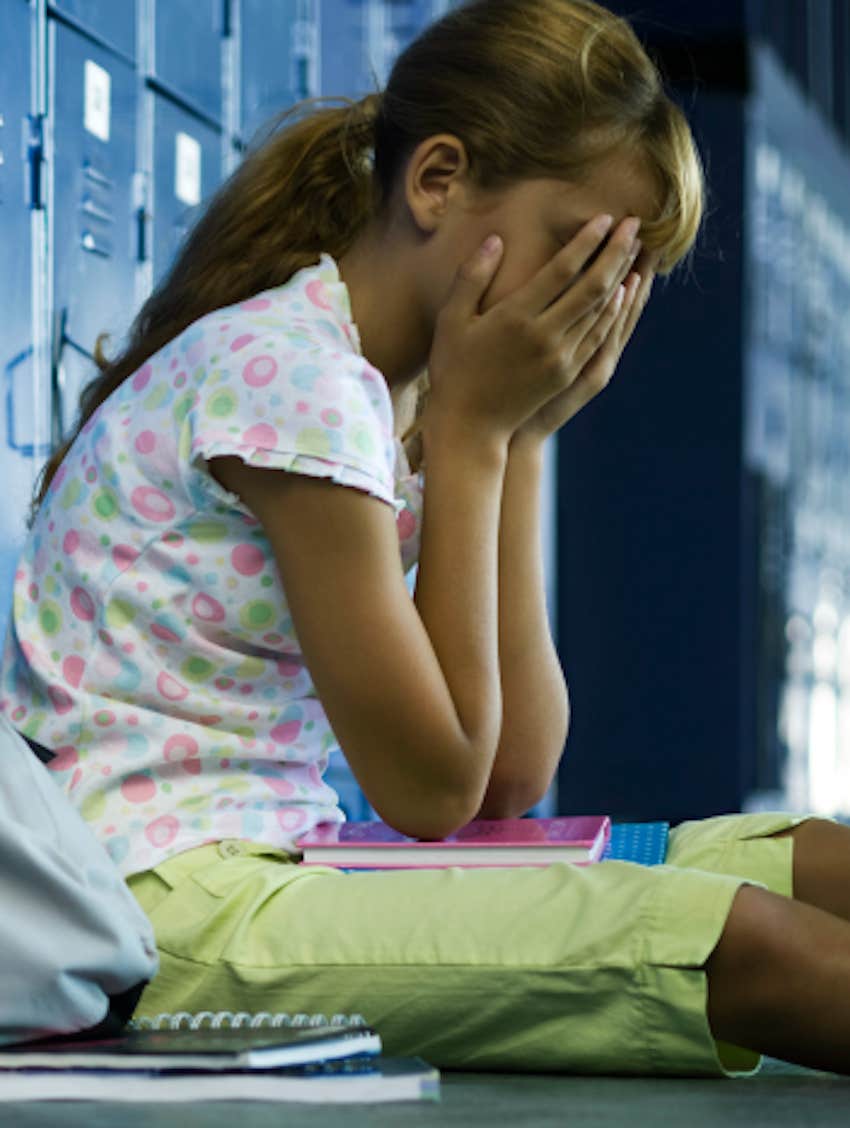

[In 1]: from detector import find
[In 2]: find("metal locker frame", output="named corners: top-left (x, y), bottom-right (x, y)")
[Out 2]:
top-left (0, 0), bottom-right (51, 639)
top-left (47, 16), bottom-right (138, 440)
top-left (47, 0), bottom-right (136, 63)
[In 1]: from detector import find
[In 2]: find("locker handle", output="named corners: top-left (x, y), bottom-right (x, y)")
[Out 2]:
top-left (136, 205), bottom-right (148, 263)
top-left (26, 115), bottom-right (44, 211)
top-left (50, 309), bottom-right (97, 448)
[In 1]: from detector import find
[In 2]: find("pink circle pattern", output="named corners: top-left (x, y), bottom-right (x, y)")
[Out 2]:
top-left (6, 256), bottom-right (421, 876)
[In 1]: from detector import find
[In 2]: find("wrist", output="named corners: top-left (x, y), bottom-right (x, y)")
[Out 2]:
top-left (508, 428), bottom-right (547, 468)
top-left (421, 408), bottom-right (510, 473)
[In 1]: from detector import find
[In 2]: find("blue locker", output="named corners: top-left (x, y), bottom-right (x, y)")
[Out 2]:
top-left (320, 0), bottom-right (378, 100)
top-left (0, 0), bottom-right (38, 637)
top-left (240, 0), bottom-right (318, 144)
top-left (319, 0), bottom-right (458, 103)
top-left (150, 93), bottom-right (221, 284)
top-left (380, 0), bottom-right (439, 66)
top-left (49, 18), bottom-right (137, 438)
top-left (241, 1), bottom-right (447, 142)
top-left (48, 0), bottom-right (135, 62)
top-left (153, 0), bottom-right (223, 124)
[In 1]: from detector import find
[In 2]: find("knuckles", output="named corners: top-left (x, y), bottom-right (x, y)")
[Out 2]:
top-left (583, 274), bottom-right (611, 305)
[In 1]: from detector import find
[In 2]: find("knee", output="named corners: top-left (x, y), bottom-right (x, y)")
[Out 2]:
top-left (704, 885), bottom-right (799, 1037)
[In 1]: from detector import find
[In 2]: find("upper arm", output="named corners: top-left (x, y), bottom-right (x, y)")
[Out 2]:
top-left (210, 456), bottom-right (482, 838)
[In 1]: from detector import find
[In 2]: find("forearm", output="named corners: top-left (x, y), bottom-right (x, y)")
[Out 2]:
top-left (477, 434), bottom-right (570, 818)
top-left (412, 417), bottom-right (509, 814)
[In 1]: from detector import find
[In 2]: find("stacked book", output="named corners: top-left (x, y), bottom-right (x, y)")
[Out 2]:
top-left (0, 1014), bottom-right (439, 1104)
top-left (295, 815), bottom-right (670, 869)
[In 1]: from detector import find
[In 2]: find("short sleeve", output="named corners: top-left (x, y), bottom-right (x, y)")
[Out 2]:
top-left (182, 331), bottom-right (399, 510)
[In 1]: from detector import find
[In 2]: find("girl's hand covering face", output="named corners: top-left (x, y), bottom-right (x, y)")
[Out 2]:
top-left (515, 240), bottom-right (657, 442)
top-left (425, 214), bottom-right (651, 446)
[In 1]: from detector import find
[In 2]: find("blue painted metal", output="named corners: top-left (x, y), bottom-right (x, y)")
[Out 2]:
top-left (49, 18), bottom-right (137, 438)
top-left (240, 0), bottom-right (315, 145)
top-left (150, 92), bottom-right (221, 284)
top-left (0, 0), bottom-right (37, 638)
top-left (153, 0), bottom-right (223, 123)
top-left (48, 0), bottom-right (135, 62)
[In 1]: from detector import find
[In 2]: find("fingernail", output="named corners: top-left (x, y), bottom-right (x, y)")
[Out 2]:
top-left (594, 214), bottom-right (614, 235)
top-left (482, 234), bottom-right (502, 256)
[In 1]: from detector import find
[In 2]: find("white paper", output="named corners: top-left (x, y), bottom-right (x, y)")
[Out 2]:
top-left (175, 131), bottom-right (202, 206)
top-left (83, 60), bottom-right (111, 143)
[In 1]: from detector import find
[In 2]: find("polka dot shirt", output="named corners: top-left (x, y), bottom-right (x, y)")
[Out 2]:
top-left (0, 255), bottom-right (423, 876)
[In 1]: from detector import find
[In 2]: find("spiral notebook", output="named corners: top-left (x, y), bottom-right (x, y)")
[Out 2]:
top-left (0, 1012), bottom-right (380, 1072)
top-left (0, 1011), bottom-right (440, 1104)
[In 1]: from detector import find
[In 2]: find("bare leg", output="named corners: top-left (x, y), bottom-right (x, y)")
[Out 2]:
top-left (774, 818), bottom-right (850, 922)
top-left (706, 884), bottom-right (850, 1074)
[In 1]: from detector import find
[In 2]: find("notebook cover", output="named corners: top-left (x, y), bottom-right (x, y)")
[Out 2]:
top-left (0, 1024), bottom-right (381, 1072)
top-left (602, 822), bottom-right (670, 865)
top-left (0, 1056), bottom-right (441, 1104)
top-left (298, 815), bottom-right (610, 851)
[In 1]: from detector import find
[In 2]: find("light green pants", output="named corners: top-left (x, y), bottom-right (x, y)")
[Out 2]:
top-left (127, 811), bottom-right (809, 1077)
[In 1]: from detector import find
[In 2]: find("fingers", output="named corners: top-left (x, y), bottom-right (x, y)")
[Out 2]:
top-left (619, 260), bottom-right (655, 348)
top-left (532, 215), bottom-right (642, 330)
top-left (509, 214), bottom-right (619, 318)
top-left (572, 275), bottom-right (631, 372)
top-left (571, 281), bottom-right (627, 371)
top-left (441, 234), bottom-right (505, 321)
top-left (570, 271), bottom-right (642, 398)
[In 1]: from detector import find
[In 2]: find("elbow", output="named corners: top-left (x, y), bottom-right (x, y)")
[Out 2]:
top-left (475, 777), bottom-right (549, 820)
top-left (375, 788), bottom-right (484, 842)
top-left (370, 758), bottom-right (489, 841)
top-left (351, 728), bottom-right (501, 841)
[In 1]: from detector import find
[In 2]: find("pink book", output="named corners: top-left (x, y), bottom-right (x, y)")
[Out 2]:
top-left (296, 815), bottom-right (611, 869)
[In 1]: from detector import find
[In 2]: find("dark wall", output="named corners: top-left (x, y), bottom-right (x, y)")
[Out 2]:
top-left (556, 0), bottom-right (850, 822)
top-left (556, 91), bottom-right (748, 822)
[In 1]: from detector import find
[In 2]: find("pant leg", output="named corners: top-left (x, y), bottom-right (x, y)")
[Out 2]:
top-left (128, 839), bottom-right (757, 1077)
top-left (667, 811), bottom-right (813, 897)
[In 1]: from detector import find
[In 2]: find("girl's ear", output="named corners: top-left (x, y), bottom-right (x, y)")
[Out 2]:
top-left (403, 134), bottom-right (470, 234)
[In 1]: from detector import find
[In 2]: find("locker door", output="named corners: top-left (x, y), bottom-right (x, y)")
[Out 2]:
top-left (153, 0), bottom-right (223, 123)
top-left (0, 0), bottom-right (37, 634)
top-left (150, 94), bottom-right (221, 284)
top-left (48, 0), bottom-right (136, 61)
top-left (321, 0), bottom-right (373, 99)
top-left (379, 0), bottom-right (437, 68)
top-left (320, 0), bottom-right (447, 101)
top-left (50, 19), bottom-right (137, 439)
top-left (240, 0), bottom-right (319, 145)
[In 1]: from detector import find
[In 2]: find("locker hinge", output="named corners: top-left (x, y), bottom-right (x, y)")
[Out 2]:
top-left (26, 114), bottom-right (45, 210)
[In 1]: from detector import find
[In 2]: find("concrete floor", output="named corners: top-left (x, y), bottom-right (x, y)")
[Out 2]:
top-left (6, 1060), bottom-right (849, 1127)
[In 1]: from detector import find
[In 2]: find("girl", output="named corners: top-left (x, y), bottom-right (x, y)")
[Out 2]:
top-left (5, 0), bottom-right (850, 1077)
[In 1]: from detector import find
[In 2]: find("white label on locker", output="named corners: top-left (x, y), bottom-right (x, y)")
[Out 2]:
top-left (175, 132), bottom-right (202, 206)
top-left (83, 60), bottom-right (111, 142)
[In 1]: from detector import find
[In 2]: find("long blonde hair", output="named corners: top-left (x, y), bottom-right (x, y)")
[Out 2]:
top-left (33, 0), bottom-right (703, 510)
